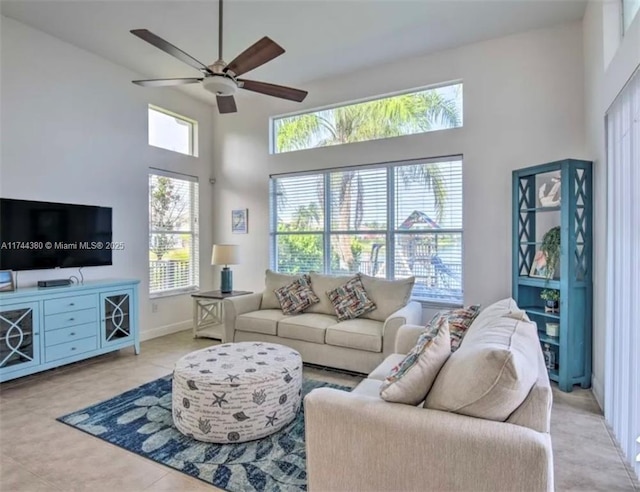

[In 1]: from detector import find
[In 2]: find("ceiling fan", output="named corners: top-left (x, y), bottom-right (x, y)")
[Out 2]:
top-left (130, 0), bottom-right (308, 114)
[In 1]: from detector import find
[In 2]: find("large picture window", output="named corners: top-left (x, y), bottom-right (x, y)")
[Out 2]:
top-left (149, 171), bottom-right (199, 296)
top-left (270, 157), bottom-right (463, 304)
top-left (271, 82), bottom-right (463, 154)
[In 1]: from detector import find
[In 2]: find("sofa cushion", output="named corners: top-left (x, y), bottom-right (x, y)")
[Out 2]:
top-left (325, 318), bottom-right (383, 352)
top-left (425, 316), bottom-right (539, 421)
top-left (327, 275), bottom-right (376, 321)
top-left (360, 274), bottom-right (415, 322)
top-left (261, 270), bottom-right (304, 310)
top-left (380, 318), bottom-right (451, 405)
top-left (368, 354), bottom-right (406, 381)
top-left (465, 297), bottom-right (520, 338)
top-left (351, 378), bottom-right (384, 398)
top-left (274, 275), bottom-right (320, 315)
top-left (426, 304), bottom-right (481, 352)
top-left (307, 273), bottom-right (354, 315)
top-left (278, 313), bottom-right (337, 344)
top-left (236, 309), bottom-right (290, 336)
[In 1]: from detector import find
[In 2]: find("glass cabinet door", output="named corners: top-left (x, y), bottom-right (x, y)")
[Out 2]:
top-left (100, 290), bottom-right (133, 347)
top-left (0, 302), bottom-right (40, 373)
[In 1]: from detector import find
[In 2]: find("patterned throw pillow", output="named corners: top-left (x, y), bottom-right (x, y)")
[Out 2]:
top-left (326, 275), bottom-right (376, 321)
top-left (380, 317), bottom-right (451, 405)
top-left (274, 275), bottom-right (320, 315)
top-left (426, 304), bottom-right (481, 352)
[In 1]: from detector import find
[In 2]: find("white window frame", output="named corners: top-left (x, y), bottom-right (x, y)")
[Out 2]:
top-left (269, 155), bottom-right (464, 305)
top-left (148, 104), bottom-right (198, 157)
top-left (269, 80), bottom-right (463, 154)
top-left (149, 169), bottom-right (200, 298)
top-left (622, 0), bottom-right (640, 34)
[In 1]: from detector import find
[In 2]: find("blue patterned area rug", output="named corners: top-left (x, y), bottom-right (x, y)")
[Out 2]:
top-left (57, 376), bottom-right (350, 491)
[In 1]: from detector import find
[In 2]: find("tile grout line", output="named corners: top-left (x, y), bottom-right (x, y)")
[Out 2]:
top-left (142, 470), bottom-right (174, 491)
top-left (1, 453), bottom-right (66, 491)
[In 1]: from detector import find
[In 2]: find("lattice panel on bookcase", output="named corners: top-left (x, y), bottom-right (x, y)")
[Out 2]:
top-left (517, 177), bottom-right (535, 275)
top-left (574, 168), bottom-right (588, 281)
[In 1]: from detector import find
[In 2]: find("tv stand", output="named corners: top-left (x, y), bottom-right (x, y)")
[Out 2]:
top-left (0, 279), bottom-right (139, 383)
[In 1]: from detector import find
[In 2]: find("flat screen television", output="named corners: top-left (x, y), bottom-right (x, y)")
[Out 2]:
top-left (0, 198), bottom-right (113, 271)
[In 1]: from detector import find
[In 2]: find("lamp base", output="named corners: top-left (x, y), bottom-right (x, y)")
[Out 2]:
top-left (220, 267), bottom-right (233, 293)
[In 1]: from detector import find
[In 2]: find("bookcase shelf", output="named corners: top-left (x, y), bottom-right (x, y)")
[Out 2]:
top-left (512, 159), bottom-right (592, 392)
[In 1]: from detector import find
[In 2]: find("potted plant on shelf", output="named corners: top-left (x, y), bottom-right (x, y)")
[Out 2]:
top-left (541, 226), bottom-right (561, 279)
top-left (541, 289), bottom-right (560, 313)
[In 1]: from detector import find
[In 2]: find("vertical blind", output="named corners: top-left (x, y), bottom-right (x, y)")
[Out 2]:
top-left (270, 157), bottom-right (463, 303)
top-left (605, 67), bottom-right (639, 478)
top-left (149, 170), bottom-right (200, 295)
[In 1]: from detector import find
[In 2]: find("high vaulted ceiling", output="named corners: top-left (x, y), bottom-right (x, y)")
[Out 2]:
top-left (1, 0), bottom-right (587, 106)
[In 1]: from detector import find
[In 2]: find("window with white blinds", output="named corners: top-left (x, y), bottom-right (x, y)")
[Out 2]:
top-left (270, 157), bottom-right (463, 303)
top-left (149, 170), bottom-right (199, 296)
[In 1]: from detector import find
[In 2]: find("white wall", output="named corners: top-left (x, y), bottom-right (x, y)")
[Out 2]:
top-left (0, 16), bottom-right (215, 339)
top-left (583, 0), bottom-right (640, 474)
top-left (212, 22), bottom-right (587, 310)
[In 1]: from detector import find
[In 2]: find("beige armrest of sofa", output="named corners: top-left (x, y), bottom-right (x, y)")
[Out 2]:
top-left (381, 301), bottom-right (422, 354)
top-left (304, 388), bottom-right (553, 492)
top-left (394, 323), bottom-right (425, 354)
top-left (223, 293), bottom-right (262, 343)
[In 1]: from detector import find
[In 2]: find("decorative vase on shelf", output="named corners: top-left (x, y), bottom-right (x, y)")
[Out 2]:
top-left (543, 344), bottom-right (556, 371)
top-left (544, 300), bottom-right (559, 313)
top-left (545, 322), bottom-right (559, 338)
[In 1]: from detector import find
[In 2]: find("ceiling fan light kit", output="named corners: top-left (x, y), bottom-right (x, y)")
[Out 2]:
top-left (130, 0), bottom-right (307, 114)
top-left (203, 77), bottom-right (236, 97)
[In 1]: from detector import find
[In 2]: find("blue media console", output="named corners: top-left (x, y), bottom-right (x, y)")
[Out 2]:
top-left (0, 279), bottom-right (140, 383)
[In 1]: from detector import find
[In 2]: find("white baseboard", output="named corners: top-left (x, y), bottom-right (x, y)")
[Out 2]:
top-left (592, 373), bottom-right (604, 411)
top-left (140, 320), bottom-right (192, 342)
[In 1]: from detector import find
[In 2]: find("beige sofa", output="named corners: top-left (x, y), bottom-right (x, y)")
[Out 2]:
top-left (304, 298), bottom-right (554, 492)
top-left (224, 271), bottom-right (422, 374)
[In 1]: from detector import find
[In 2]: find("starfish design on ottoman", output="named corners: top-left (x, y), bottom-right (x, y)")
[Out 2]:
top-left (211, 393), bottom-right (228, 407)
top-left (265, 412), bottom-right (279, 427)
top-left (172, 342), bottom-right (303, 443)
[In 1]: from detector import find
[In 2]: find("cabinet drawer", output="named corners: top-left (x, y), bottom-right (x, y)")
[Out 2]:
top-left (44, 294), bottom-right (96, 315)
top-left (45, 308), bottom-right (97, 331)
top-left (45, 323), bottom-right (98, 347)
top-left (45, 336), bottom-right (97, 363)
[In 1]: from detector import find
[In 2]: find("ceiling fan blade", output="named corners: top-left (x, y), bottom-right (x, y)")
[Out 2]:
top-left (238, 79), bottom-right (308, 102)
top-left (131, 29), bottom-right (212, 73)
top-left (132, 78), bottom-right (203, 87)
top-left (225, 37), bottom-right (285, 76)
top-left (216, 95), bottom-right (237, 114)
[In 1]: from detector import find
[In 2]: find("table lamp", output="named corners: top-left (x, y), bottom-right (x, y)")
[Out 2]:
top-left (211, 244), bottom-right (240, 293)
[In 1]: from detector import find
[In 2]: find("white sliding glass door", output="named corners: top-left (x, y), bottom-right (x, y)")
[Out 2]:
top-left (605, 66), bottom-right (640, 478)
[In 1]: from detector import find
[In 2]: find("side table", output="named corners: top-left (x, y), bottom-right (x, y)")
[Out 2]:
top-left (191, 290), bottom-right (253, 341)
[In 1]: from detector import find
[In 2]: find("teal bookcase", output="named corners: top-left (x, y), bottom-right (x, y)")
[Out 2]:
top-left (512, 159), bottom-right (592, 392)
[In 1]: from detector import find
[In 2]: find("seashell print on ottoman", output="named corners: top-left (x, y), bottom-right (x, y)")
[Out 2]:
top-left (172, 342), bottom-right (303, 443)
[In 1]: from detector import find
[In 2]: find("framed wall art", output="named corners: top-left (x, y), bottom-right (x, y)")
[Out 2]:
top-left (529, 250), bottom-right (550, 278)
top-left (232, 209), bottom-right (248, 234)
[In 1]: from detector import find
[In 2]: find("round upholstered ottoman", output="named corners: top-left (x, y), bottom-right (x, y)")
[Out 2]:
top-left (172, 342), bottom-right (303, 443)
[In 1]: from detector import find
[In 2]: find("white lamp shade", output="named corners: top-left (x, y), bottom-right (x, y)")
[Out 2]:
top-left (211, 244), bottom-right (240, 266)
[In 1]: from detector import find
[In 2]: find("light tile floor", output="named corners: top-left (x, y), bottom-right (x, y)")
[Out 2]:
top-left (0, 331), bottom-right (638, 491)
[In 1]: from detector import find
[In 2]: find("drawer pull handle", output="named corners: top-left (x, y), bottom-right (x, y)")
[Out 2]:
top-left (70, 332), bottom-right (76, 336)
top-left (69, 303), bottom-right (75, 306)
top-left (71, 347), bottom-right (76, 351)
top-left (69, 318), bottom-right (75, 321)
